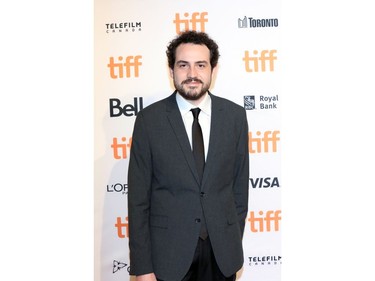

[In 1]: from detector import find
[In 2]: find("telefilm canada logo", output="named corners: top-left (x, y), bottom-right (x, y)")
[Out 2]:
top-left (113, 260), bottom-right (130, 274)
top-left (248, 255), bottom-right (282, 266)
top-left (238, 16), bottom-right (279, 28)
top-left (105, 21), bottom-right (142, 33)
top-left (244, 95), bottom-right (279, 110)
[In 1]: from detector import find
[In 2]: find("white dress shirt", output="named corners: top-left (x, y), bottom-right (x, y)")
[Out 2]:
top-left (176, 93), bottom-right (211, 160)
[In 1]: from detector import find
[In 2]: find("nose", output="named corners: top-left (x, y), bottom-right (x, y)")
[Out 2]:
top-left (188, 66), bottom-right (198, 78)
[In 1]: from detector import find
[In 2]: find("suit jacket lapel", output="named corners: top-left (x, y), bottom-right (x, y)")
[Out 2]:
top-left (165, 93), bottom-right (201, 184)
top-left (201, 94), bottom-right (225, 189)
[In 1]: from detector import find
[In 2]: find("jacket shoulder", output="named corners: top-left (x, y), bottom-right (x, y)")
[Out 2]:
top-left (210, 94), bottom-right (246, 114)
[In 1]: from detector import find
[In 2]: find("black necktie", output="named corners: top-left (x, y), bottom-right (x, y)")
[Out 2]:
top-left (191, 108), bottom-right (208, 239)
top-left (191, 108), bottom-right (205, 182)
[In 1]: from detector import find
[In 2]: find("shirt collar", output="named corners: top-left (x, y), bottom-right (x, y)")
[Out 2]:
top-left (176, 92), bottom-right (211, 117)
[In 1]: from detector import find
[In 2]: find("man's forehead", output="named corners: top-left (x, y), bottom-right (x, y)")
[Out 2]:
top-left (175, 43), bottom-right (210, 60)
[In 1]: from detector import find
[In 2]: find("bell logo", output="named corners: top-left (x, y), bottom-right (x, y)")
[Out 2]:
top-left (173, 12), bottom-right (208, 34)
top-left (243, 50), bottom-right (277, 72)
top-left (109, 97), bottom-right (144, 117)
top-left (107, 55), bottom-right (142, 78)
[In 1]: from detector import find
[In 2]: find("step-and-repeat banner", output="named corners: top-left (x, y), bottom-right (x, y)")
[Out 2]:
top-left (94, 0), bottom-right (281, 280)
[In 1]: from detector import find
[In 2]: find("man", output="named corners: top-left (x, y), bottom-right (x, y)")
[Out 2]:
top-left (128, 30), bottom-right (249, 281)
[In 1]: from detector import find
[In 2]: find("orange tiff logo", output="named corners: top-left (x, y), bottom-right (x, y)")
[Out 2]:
top-left (248, 210), bottom-right (281, 232)
top-left (249, 130), bottom-right (280, 153)
top-left (115, 217), bottom-right (129, 238)
top-left (173, 12), bottom-right (208, 34)
top-left (107, 55), bottom-right (142, 78)
top-left (243, 50), bottom-right (277, 72)
top-left (111, 137), bottom-right (132, 159)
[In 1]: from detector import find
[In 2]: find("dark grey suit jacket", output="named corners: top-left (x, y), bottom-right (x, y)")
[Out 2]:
top-left (128, 92), bottom-right (249, 281)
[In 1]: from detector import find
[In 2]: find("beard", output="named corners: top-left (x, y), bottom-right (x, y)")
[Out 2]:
top-left (174, 78), bottom-right (210, 101)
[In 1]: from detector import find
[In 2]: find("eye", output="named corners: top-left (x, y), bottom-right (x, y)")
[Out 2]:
top-left (177, 63), bottom-right (187, 68)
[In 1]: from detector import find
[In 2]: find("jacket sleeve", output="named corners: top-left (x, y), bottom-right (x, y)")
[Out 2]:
top-left (233, 109), bottom-right (249, 237)
top-left (127, 112), bottom-right (154, 276)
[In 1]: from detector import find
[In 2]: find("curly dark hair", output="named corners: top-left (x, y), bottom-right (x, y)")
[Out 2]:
top-left (166, 30), bottom-right (220, 70)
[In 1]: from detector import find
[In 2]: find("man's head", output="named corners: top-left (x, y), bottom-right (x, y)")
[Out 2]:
top-left (166, 30), bottom-right (220, 70)
top-left (166, 31), bottom-right (220, 102)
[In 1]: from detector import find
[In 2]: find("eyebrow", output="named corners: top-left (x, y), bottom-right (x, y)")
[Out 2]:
top-left (176, 60), bottom-right (209, 64)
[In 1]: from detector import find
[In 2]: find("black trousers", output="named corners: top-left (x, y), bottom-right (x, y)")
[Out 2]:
top-left (158, 237), bottom-right (236, 281)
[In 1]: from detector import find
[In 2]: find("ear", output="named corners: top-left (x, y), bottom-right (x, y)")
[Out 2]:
top-left (169, 67), bottom-right (174, 79)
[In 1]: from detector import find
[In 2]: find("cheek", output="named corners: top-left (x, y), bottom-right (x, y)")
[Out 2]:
top-left (202, 72), bottom-right (212, 81)
top-left (173, 72), bottom-right (186, 82)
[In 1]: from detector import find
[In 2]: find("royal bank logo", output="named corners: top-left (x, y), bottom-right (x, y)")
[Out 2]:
top-left (238, 16), bottom-right (279, 28)
top-left (113, 260), bottom-right (130, 273)
top-left (244, 96), bottom-right (256, 110)
top-left (244, 95), bottom-right (279, 110)
top-left (105, 21), bottom-right (142, 33)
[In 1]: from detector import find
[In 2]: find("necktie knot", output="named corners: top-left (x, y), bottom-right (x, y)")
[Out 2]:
top-left (191, 108), bottom-right (201, 119)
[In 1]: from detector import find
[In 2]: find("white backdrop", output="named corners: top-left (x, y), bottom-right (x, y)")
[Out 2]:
top-left (94, 1), bottom-right (281, 280)
top-left (3, 2), bottom-right (375, 281)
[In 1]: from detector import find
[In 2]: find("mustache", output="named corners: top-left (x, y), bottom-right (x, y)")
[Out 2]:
top-left (182, 78), bottom-right (203, 84)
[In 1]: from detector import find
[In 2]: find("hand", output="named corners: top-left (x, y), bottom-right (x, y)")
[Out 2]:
top-left (136, 272), bottom-right (157, 281)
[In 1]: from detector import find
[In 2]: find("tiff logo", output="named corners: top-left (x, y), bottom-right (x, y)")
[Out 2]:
top-left (111, 137), bottom-right (132, 159)
top-left (249, 130), bottom-right (280, 153)
top-left (173, 12), bottom-right (208, 34)
top-left (248, 210), bottom-right (281, 232)
top-left (243, 50), bottom-right (277, 72)
top-left (115, 217), bottom-right (129, 238)
top-left (107, 56), bottom-right (142, 78)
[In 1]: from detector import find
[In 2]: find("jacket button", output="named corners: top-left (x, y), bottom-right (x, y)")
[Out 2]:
top-left (200, 192), bottom-right (205, 197)
top-left (195, 218), bottom-right (201, 223)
